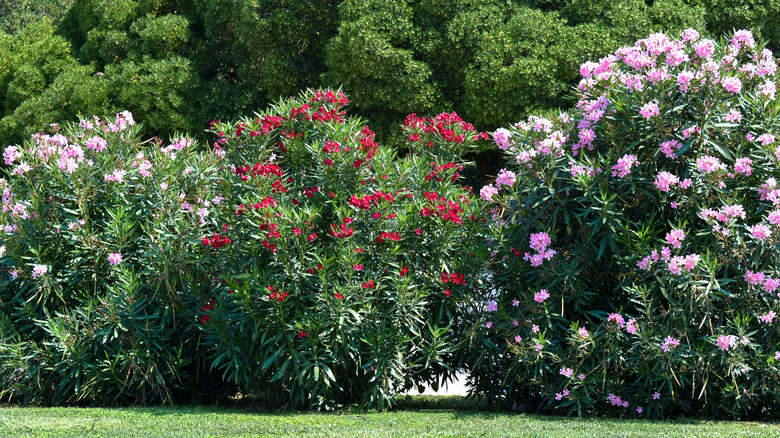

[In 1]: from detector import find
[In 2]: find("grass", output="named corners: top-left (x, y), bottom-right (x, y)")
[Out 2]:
top-left (0, 397), bottom-right (778, 438)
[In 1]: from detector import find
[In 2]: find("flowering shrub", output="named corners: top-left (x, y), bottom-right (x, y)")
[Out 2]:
top-left (0, 112), bottom-right (224, 405)
top-left (199, 89), bottom-right (492, 409)
top-left (476, 29), bottom-right (780, 418)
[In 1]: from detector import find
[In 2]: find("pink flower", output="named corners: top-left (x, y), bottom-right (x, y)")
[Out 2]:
top-left (3, 146), bottom-right (20, 165)
top-left (721, 77), bottom-right (742, 94)
top-left (485, 321), bottom-right (492, 329)
top-left (776, 351), bottom-right (780, 361)
top-left (716, 334), bottom-right (737, 351)
top-left (744, 270), bottom-right (766, 285)
top-left (757, 133), bottom-right (775, 146)
top-left (532, 324), bottom-right (540, 333)
top-left (495, 169), bottom-right (517, 188)
top-left (652, 391), bottom-right (661, 400)
top-left (665, 229), bottom-right (686, 249)
top-left (578, 373), bottom-right (585, 380)
top-left (636, 406), bottom-right (643, 414)
top-left (85, 136), bottom-right (107, 152)
top-left (659, 140), bottom-right (681, 159)
top-left (750, 224), bottom-right (772, 240)
top-left (529, 232), bottom-right (552, 252)
top-left (32, 264), bottom-right (48, 279)
top-left (734, 157), bottom-right (753, 175)
top-left (560, 367), bottom-right (574, 378)
top-left (493, 128), bottom-right (512, 150)
top-left (694, 39), bottom-right (714, 58)
top-left (724, 109), bottom-right (743, 123)
top-left (512, 299), bottom-right (520, 307)
top-left (661, 336), bottom-right (680, 352)
top-left (640, 102), bottom-right (660, 119)
top-left (534, 289), bottom-right (550, 303)
top-left (696, 155), bottom-right (726, 173)
top-left (625, 319), bottom-right (639, 335)
top-left (611, 154), bottom-right (639, 178)
top-left (578, 327), bottom-right (590, 338)
top-left (768, 210), bottom-right (780, 225)
top-left (654, 171), bottom-right (679, 192)
top-left (514, 335), bottom-right (522, 343)
top-left (760, 311), bottom-right (777, 324)
top-left (107, 253), bottom-right (123, 265)
top-left (480, 184), bottom-right (499, 202)
top-left (486, 300), bottom-right (498, 312)
top-left (607, 313), bottom-right (625, 327)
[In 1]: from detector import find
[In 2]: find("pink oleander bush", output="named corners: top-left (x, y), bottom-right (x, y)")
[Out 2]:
top-left (198, 89), bottom-right (493, 409)
top-left (475, 28), bottom-right (780, 419)
top-left (0, 113), bottom-right (225, 405)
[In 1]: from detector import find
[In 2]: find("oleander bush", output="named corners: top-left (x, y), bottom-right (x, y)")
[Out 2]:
top-left (0, 112), bottom-right (224, 405)
top-left (198, 88), bottom-right (493, 409)
top-left (472, 28), bottom-right (780, 419)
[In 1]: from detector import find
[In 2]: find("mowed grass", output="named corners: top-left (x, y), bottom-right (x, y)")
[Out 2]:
top-left (0, 398), bottom-right (778, 438)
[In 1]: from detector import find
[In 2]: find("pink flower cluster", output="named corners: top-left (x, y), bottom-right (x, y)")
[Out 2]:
top-left (716, 334), bottom-right (737, 351)
top-left (607, 393), bottom-right (629, 408)
top-left (661, 336), bottom-right (680, 352)
top-left (695, 155), bottom-right (726, 173)
top-left (611, 154), bottom-right (639, 178)
top-left (493, 128), bottom-right (512, 150)
top-left (743, 270), bottom-right (780, 293)
top-left (534, 289), bottom-right (550, 303)
top-left (524, 232), bottom-right (556, 267)
top-left (665, 228), bottom-right (686, 249)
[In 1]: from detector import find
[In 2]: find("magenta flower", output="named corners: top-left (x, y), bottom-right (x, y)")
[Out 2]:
top-left (665, 229), bottom-right (686, 249)
top-left (652, 391), bottom-right (661, 400)
top-left (32, 264), bottom-right (48, 279)
top-left (661, 336), bottom-right (680, 352)
top-left (480, 184), bottom-right (499, 202)
top-left (639, 102), bottom-right (660, 119)
top-left (716, 334), bottom-right (737, 351)
top-left (654, 171), bottom-right (679, 192)
top-left (721, 77), bottom-right (742, 94)
top-left (493, 128), bottom-right (512, 150)
top-left (534, 289), bottom-right (550, 303)
top-left (750, 224), bottom-right (772, 240)
top-left (108, 253), bottom-right (123, 266)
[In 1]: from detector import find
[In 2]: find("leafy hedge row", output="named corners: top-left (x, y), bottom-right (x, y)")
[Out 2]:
top-left (2, 27), bottom-right (780, 419)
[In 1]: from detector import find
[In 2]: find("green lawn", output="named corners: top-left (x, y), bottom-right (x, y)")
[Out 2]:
top-left (1, 403), bottom-right (778, 438)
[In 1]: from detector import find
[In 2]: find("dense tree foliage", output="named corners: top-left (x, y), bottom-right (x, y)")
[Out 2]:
top-left (0, 0), bottom-right (775, 165)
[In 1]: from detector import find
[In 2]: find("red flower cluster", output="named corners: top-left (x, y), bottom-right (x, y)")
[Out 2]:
top-left (403, 112), bottom-right (490, 145)
top-left (330, 218), bottom-right (354, 238)
top-left (440, 272), bottom-right (465, 285)
top-left (310, 89), bottom-right (349, 105)
top-left (420, 192), bottom-right (464, 224)
top-left (259, 115), bottom-right (284, 135)
top-left (290, 104), bottom-right (312, 118)
top-left (199, 299), bottom-right (215, 324)
top-left (202, 233), bottom-right (233, 249)
top-left (376, 231), bottom-right (401, 243)
top-left (361, 280), bottom-right (376, 289)
top-left (349, 191), bottom-right (395, 210)
top-left (233, 163), bottom-right (285, 180)
top-left (267, 286), bottom-right (288, 302)
top-left (335, 291), bottom-right (344, 300)
top-left (323, 140), bottom-right (342, 153)
top-left (425, 162), bottom-right (462, 182)
top-left (400, 267), bottom-right (409, 277)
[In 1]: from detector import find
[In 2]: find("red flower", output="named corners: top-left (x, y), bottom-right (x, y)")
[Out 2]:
top-left (335, 292), bottom-right (344, 300)
top-left (445, 289), bottom-right (451, 298)
top-left (400, 267), bottom-right (408, 277)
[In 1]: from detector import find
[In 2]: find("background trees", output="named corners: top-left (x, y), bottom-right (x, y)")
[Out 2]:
top-left (0, 0), bottom-right (774, 169)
